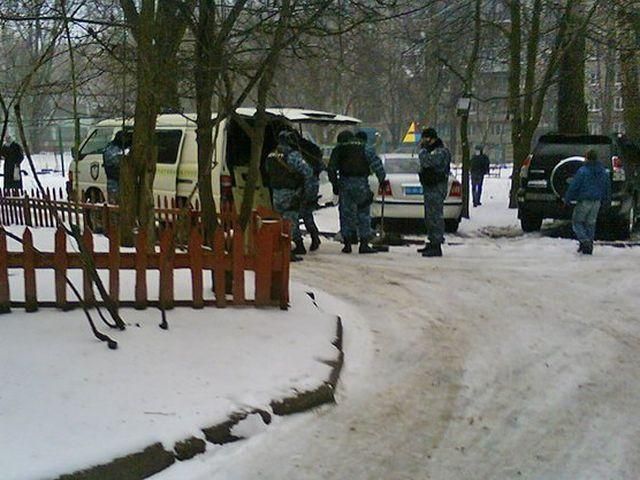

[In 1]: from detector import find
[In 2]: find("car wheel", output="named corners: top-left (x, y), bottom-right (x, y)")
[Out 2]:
top-left (520, 212), bottom-right (542, 232)
top-left (83, 189), bottom-right (106, 233)
top-left (444, 217), bottom-right (460, 233)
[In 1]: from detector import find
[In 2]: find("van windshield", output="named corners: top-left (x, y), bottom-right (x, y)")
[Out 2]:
top-left (79, 127), bottom-right (115, 158)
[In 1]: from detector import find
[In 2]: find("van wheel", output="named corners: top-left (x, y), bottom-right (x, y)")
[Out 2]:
top-left (520, 212), bottom-right (542, 232)
top-left (83, 190), bottom-right (106, 233)
top-left (444, 217), bottom-right (460, 233)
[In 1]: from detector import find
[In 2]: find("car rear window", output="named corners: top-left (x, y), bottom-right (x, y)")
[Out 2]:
top-left (384, 156), bottom-right (420, 174)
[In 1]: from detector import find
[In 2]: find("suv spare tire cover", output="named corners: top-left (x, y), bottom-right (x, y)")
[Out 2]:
top-left (550, 156), bottom-right (584, 199)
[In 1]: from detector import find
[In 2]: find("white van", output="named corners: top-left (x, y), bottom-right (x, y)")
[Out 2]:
top-left (68, 108), bottom-right (360, 211)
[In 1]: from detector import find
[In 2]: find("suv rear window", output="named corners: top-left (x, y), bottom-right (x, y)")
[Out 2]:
top-left (533, 135), bottom-right (612, 165)
top-left (534, 142), bottom-right (612, 161)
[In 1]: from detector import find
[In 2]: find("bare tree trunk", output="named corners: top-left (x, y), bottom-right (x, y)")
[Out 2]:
top-left (557, 0), bottom-right (588, 134)
top-left (194, 0), bottom-right (219, 245)
top-left (507, 0), bottom-right (523, 208)
top-left (600, 36), bottom-right (616, 134)
top-left (507, 0), bottom-right (578, 207)
top-left (459, 0), bottom-right (482, 219)
top-left (238, 0), bottom-right (291, 228)
top-left (119, 0), bottom-right (192, 246)
top-left (121, 0), bottom-right (158, 246)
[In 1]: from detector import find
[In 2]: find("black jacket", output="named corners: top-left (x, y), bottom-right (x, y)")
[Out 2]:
top-left (470, 153), bottom-right (490, 176)
top-left (1, 141), bottom-right (24, 189)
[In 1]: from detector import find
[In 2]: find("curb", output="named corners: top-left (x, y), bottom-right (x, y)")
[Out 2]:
top-left (56, 300), bottom-right (343, 480)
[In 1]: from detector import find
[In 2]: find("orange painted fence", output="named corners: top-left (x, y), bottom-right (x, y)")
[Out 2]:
top-left (0, 198), bottom-right (291, 312)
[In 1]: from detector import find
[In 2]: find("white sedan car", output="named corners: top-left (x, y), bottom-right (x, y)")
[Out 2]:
top-left (370, 153), bottom-right (463, 233)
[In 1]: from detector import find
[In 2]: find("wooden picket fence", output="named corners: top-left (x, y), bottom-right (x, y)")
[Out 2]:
top-left (0, 188), bottom-right (202, 231)
top-left (0, 189), bottom-right (292, 312)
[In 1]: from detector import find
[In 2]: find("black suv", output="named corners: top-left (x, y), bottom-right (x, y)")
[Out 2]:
top-left (517, 133), bottom-right (640, 239)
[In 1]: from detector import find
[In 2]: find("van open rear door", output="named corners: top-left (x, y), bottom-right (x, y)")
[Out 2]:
top-left (227, 108), bottom-right (361, 213)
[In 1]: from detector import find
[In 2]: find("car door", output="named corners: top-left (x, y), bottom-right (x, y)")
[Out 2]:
top-left (74, 126), bottom-right (117, 200)
top-left (152, 129), bottom-right (185, 203)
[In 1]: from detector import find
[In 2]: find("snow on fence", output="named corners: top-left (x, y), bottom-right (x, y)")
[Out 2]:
top-left (0, 190), bottom-right (291, 312)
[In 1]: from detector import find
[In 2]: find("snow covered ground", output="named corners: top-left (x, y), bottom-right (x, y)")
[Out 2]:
top-left (4, 158), bottom-right (640, 479)
top-left (154, 170), bottom-right (640, 480)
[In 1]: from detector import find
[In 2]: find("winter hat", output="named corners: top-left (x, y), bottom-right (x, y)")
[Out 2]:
top-left (585, 149), bottom-right (598, 163)
top-left (421, 127), bottom-right (438, 140)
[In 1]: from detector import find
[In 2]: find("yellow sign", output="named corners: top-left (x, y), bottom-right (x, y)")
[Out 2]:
top-left (402, 122), bottom-right (420, 143)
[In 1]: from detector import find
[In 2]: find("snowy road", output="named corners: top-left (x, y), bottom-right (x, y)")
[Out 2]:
top-left (155, 176), bottom-right (640, 480)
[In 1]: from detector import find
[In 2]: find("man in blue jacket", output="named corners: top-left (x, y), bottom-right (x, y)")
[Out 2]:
top-left (564, 149), bottom-right (611, 255)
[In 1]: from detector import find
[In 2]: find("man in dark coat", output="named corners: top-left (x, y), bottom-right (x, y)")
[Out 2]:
top-left (418, 127), bottom-right (451, 257)
top-left (328, 130), bottom-right (386, 254)
top-left (470, 146), bottom-right (490, 207)
top-left (1, 135), bottom-right (25, 190)
top-left (265, 131), bottom-right (313, 262)
top-left (102, 130), bottom-right (132, 204)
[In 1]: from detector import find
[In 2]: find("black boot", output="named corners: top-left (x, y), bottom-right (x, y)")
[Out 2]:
top-left (417, 242), bottom-right (431, 253)
top-left (310, 233), bottom-right (321, 251)
top-left (577, 241), bottom-right (584, 253)
top-left (341, 242), bottom-right (352, 254)
top-left (582, 241), bottom-right (593, 255)
top-left (291, 254), bottom-right (304, 262)
top-left (358, 242), bottom-right (378, 254)
top-left (421, 243), bottom-right (442, 257)
top-left (292, 240), bottom-right (307, 255)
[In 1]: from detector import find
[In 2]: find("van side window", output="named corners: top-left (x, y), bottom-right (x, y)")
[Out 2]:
top-left (226, 120), bottom-right (251, 167)
top-left (155, 130), bottom-right (183, 164)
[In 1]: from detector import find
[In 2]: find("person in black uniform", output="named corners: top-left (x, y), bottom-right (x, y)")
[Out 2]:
top-left (1, 135), bottom-right (25, 190)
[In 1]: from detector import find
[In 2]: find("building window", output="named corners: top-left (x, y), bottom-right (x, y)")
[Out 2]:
top-left (614, 122), bottom-right (625, 134)
top-left (614, 96), bottom-right (624, 111)
top-left (490, 123), bottom-right (502, 135)
top-left (589, 123), bottom-right (601, 135)
top-left (588, 71), bottom-right (599, 86)
top-left (588, 97), bottom-right (601, 112)
top-left (615, 71), bottom-right (622, 85)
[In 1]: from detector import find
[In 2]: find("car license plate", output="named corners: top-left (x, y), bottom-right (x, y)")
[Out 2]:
top-left (404, 186), bottom-right (423, 195)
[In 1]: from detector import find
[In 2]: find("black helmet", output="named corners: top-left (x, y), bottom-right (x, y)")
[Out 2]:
top-left (421, 127), bottom-right (438, 140)
top-left (337, 130), bottom-right (354, 144)
top-left (355, 131), bottom-right (368, 143)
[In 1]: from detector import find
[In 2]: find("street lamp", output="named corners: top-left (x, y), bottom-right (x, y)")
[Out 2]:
top-left (456, 96), bottom-right (471, 117)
